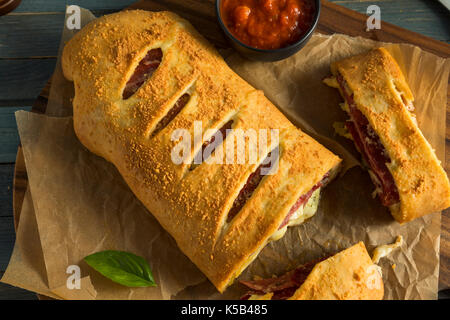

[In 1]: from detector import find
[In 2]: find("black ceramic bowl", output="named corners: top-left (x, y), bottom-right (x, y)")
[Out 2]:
top-left (216, 0), bottom-right (321, 62)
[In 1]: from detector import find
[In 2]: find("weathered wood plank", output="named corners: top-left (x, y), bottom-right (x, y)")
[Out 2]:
top-left (13, 0), bottom-right (137, 13)
top-left (0, 216), bottom-right (15, 269)
top-left (333, 0), bottom-right (450, 42)
top-left (1, 1), bottom-right (448, 59)
top-left (0, 107), bottom-right (31, 164)
top-left (439, 289), bottom-right (450, 299)
top-left (0, 14), bottom-right (64, 58)
top-left (126, 0), bottom-right (450, 57)
top-left (0, 279), bottom-right (38, 300)
top-left (0, 163), bottom-right (36, 299)
top-left (0, 164), bottom-right (14, 218)
top-left (0, 59), bottom-right (55, 102)
top-left (0, 1), bottom-right (446, 101)
top-left (316, 0), bottom-right (450, 57)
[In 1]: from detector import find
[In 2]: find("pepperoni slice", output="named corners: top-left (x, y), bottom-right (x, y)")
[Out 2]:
top-left (240, 256), bottom-right (329, 300)
top-left (227, 155), bottom-right (328, 227)
top-left (190, 120), bottom-right (234, 170)
top-left (336, 74), bottom-right (399, 206)
top-left (152, 93), bottom-right (190, 137)
top-left (227, 149), bottom-right (276, 222)
top-left (277, 173), bottom-right (329, 229)
top-left (123, 48), bottom-right (162, 99)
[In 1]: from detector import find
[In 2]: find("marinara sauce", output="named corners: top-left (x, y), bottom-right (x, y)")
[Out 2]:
top-left (221, 0), bottom-right (316, 50)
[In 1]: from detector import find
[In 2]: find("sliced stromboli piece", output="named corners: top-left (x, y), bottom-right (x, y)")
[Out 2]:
top-left (62, 10), bottom-right (341, 293)
top-left (324, 48), bottom-right (450, 223)
top-left (241, 242), bottom-right (384, 300)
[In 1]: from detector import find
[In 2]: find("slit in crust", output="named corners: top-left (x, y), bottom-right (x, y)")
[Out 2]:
top-left (225, 172), bottom-right (330, 286)
top-left (278, 173), bottom-right (328, 230)
top-left (189, 120), bottom-right (234, 171)
top-left (151, 93), bottom-right (191, 137)
top-left (226, 147), bottom-right (278, 223)
top-left (122, 48), bottom-right (163, 99)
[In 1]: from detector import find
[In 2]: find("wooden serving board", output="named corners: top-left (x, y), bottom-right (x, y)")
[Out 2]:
top-left (12, 0), bottom-right (450, 291)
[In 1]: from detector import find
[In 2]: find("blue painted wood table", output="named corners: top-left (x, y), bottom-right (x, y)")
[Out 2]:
top-left (0, 0), bottom-right (449, 300)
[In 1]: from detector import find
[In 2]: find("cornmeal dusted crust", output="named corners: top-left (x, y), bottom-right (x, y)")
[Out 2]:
top-left (331, 48), bottom-right (450, 223)
top-left (62, 10), bottom-right (341, 292)
top-left (290, 242), bottom-right (384, 300)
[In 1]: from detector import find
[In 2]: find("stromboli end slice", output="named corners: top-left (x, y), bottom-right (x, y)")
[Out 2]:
top-left (325, 48), bottom-right (450, 223)
top-left (61, 10), bottom-right (341, 292)
top-left (241, 242), bottom-right (384, 300)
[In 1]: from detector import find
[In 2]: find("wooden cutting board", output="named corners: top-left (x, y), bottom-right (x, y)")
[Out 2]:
top-left (13, 0), bottom-right (450, 291)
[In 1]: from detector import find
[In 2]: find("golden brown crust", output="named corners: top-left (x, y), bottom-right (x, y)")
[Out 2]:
top-left (62, 10), bottom-right (341, 292)
top-left (289, 242), bottom-right (384, 300)
top-left (331, 48), bottom-right (450, 223)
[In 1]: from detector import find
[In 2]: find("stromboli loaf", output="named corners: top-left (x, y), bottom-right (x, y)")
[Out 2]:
top-left (62, 10), bottom-right (341, 292)
top-left (325, 48), bottom-right (450, 223)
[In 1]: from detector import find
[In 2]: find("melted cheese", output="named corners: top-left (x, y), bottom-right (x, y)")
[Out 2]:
top-left (340, 101), bottom-right (350, 113)
top-left (323, 76), bottom-right (339, 88)
top-left (368, 170), bottom-right (382, 199)
top-left (249, 292), bottom-right (273, 300)
top-left (269, 188), bottom-right (321, 241)
top-left (287, 188), bottom-right (321, 227)
top-left (372, 235), bottom-right (403, 264)
top-left (269, 226), bottom-right (288, 242)
top-left (230, 188), bottom-right (322, 283)
top-left (333, 122), bottom-right (352, 140)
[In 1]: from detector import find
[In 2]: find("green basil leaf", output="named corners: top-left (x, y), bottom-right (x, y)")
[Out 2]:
top-left (84, 250), bottom-right (157, 287)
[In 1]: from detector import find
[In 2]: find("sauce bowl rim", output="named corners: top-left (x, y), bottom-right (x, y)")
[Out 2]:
top-left (215, 0), bottom-right (321, 53)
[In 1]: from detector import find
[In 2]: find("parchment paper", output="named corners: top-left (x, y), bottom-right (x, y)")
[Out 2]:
top-left (2, 8), bottom-right (449, 300)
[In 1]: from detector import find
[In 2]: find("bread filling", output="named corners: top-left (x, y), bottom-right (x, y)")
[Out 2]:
top-left (190, 120), bottom-right (234, 170)
top-left (227, 149), bottom-right (277, 222)
top-left (228, 184), bottom-right (323, 287)
top-left (278, 174), bottom-right (327, 230)
top-left (226, 165), bottom-right (336, 287)
top-left (269, 187), bottom-right (320, 241)
top-left (240, 256), bottom-right (329, 300)
top-left (151, 93), bottom-right (191, 137)
top-left (123, 48), bottom-right (162, 99)
top-left (371, 235), bottom-right (403, 264)
top-left (325, 74), bottom-right (400, 207)
top-left (227, 151), bottom-right (327, 225)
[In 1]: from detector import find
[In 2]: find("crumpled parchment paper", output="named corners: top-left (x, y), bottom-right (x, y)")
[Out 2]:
top-left (2, 7), bottom-right (449, 300)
